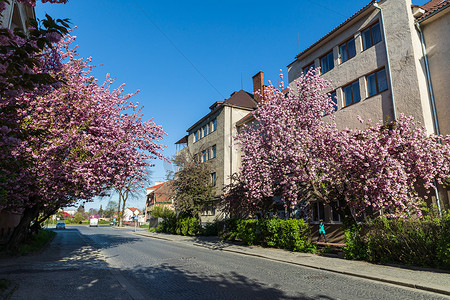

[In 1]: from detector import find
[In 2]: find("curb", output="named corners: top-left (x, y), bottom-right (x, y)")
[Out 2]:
top-left (136, 232), bottom-right (450, 297)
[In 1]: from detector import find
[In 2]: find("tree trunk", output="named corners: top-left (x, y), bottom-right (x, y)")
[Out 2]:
top-left (117, 192), bottom-right (122, 227)
top-left (120, 190), bottom-right (129, 227)
top-left (7, 205), bottom-right (41, 251)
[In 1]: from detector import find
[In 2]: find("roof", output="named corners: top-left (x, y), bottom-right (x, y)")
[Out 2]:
top-left (186, 90), bottom-right (257, 133)
top-left (416, 0), bottom-right (450, 21)
top-left (289, 1), bottom-right (375, 64)
top-left (147, 181), bottom-right (174, 204)
top-left (146, 182), bottom-right (165, 190)
top-left (127, 207), bottom-right (141, 213)
top-left (236, 112), bottom-right (255, 127)
top-left (175, 135), bottom-right (188, 144)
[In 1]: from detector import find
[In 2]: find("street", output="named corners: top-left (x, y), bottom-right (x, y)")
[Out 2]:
top-left (0, 225), bottom-right (448, 300)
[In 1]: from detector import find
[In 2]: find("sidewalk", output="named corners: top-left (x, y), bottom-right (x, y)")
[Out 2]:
top-left (133, 230), bottom-right (450, 297)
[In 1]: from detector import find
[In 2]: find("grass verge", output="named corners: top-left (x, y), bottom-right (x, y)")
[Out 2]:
top-left (0, 278), bottom-right (9, 292)
top-left (18, 229), bottom-right (56, 256)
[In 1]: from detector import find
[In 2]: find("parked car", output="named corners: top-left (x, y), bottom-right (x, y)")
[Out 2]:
top-left (56, 222), bottom-right (66, 230)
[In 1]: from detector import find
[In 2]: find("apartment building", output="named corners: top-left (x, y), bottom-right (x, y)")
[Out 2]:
top-left (175, 82), bottom-right (260, 222)
top-left (288, 0), bottom-right (449, 218)
top-left (0, 0), bottom-right (35, 29)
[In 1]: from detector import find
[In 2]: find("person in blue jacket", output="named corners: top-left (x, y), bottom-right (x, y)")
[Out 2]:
top-left (317, 219), bottom-right (328, 243)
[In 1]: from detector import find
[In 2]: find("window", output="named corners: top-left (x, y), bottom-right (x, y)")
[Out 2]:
top-left (343, 80), bottom-right (361, 106)
top-left (311, 202), bottom-right (325, 222)
top-left (331, 201), bottom-right (341, 222)
top-left (211, 172), bottom-right (216, 186)
top-left (362, 22), bottom-right (382, 50)
top-left (366, 68), bottom-right (388, 97)
top-left (203, 125), bottom-right (208, 137)
top-left (201, 205), bottom-right (216, 216)
top-left (303, 63), bottom-right (315, 75)
top-left (320, 51), bottom-right (334, 74)
top-left (194, 131), bottom-right (199, 142)
top-left (339, 38), bottom-right (356, 63)
top-left (330, 91), bottom-right (337, 111)
top-left (202, 150), bottom-right (207, 162)
top-left (211, 145), bottom-right (216, 159)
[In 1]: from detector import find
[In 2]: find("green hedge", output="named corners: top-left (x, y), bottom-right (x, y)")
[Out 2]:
top-left (344, 212), bottom-right (450, 269)
top-left (156, 216), bottom-right (200, 236)
top-left (220, 218), bottom-right (315, 252)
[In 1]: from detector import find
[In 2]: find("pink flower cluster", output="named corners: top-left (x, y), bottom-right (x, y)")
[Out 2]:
top-left (0, 33), bottom-right (166, 212)
top-left (236, 69), bottom-right (450, 219)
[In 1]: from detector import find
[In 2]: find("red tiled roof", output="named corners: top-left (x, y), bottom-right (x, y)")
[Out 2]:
top-left (128, 207), bottom-right (141, 214)
top-left (146, 182), bottom-right (165, 190)
top-left (416, 0), bottom-right (450, 21)
top-left (147, 181), bottom-right (174, 205)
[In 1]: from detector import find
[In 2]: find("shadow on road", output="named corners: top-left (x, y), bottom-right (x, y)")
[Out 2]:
top-left (122, 263), bottom-right (334, 300)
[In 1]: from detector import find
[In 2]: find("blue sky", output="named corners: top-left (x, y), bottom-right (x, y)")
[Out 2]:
top-left (35, 0), bottom-right (429, 210)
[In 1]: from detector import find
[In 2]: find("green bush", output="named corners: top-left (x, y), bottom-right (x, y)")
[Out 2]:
top-left (155, 216), bottom-right (200, 236)
top-left (220, 218), bottom-right (315, 252)
top-left (151, 205), bottom-right (175, 219)
top-left (236, 219), bottom-right (258, 245)
top-left (437, 212), bottom-right (450, 266)
top-left (19, 229), bottom-right (56, 255)
top-left (344, 212), bottom-right (450, 269)
top-left (217, 218), bottom-right (240, 241)
top-left (201, 222), bottom-right (219, 236)
top-left (344, 224), bottom-right (367, 260)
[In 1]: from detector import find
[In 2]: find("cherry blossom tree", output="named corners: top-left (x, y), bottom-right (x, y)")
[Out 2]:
top-left (2, 32), bottom-right (166, 249)
top-left (236, 69), bottom-right (450, 224)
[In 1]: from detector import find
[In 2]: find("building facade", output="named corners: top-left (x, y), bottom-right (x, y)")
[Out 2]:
top-left (145, 181), bottom-right (175, 222)
top-left (0, 0), bottom-right (35, 29)
top-left (287, 0), bottom-right (449, 216)
top-left (176, 85), bottom-right (259, 222)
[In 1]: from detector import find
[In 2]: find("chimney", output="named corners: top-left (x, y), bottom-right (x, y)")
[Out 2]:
top-left (252, 71), bottom-right (264, 103)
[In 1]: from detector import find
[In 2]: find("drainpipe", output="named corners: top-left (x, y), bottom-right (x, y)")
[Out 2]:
top-left (373, 1), bottom-right (397, 120)
top-left (415, 21), bottom-right (442, 216)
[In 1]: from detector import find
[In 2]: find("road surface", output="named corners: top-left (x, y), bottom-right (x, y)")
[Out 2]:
top-left (0, 225), bottom-right (447, 299)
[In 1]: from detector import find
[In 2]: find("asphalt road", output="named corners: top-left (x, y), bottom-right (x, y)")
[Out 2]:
top-left (1, 225), bottom-right (448, 300)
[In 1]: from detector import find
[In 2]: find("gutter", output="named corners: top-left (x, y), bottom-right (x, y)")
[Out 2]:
top-left (373, 1), bottom-right (397, 120)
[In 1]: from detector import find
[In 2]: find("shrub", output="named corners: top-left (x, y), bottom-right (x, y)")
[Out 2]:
top-left (201, 222), bottom-right (219, 236)
top-left (437, 212), bottom-right (450, 266)
top-left (344, 224), bottom-right (367, 260)
top-left (220, 218), bottom-right (315, 252)
top-left (18, 230), bottom-right (56, 256)
top-left (236, 219), bottom-right (258, 245)
top-left (155, 215), bottom-right (199, 236)
top-left (217, 218), bottom-right (240, 241)
top-left (151, 205), bottom-right (175, 219)
top-left (344, 212), bottom-right (450, 269)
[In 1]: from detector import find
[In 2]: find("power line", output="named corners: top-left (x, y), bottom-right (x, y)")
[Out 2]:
top-left (131, 0), bottom-right (225, 99)
top-left (305, 0), bottom-right (348, 18)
